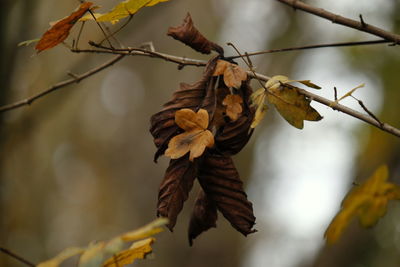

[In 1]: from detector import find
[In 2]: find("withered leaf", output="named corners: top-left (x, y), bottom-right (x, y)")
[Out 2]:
top-left (150, 57), bottom-right (218, 162)
top-left (215, 82), bottom-right (254, 155)
top-left (198, 154), bottom-right (256, 236)
top-left (250, 87), bottom-right (268, 128)
top-left (165, 108), bottom-right (214, 161)
top-left (325, 165), bottom-right (400, 244)
top-left (36, 2), bottom-right (93, 52)
top-left (165, 109), bottom-right (214, 161)
top-left (213, 60), bottom-right (247, 89)
top-left (223, 94), bottom-right (243, 121)
top-left (188, 188), bottom-right (218, 246)
top-left (157, 155), bottom-right (197, 230)
top-left (267, 82), bottom-right (322, 129)
top-left (103, 238), bottom-right (155, 267)
top-left (167, 13), bottom-right (223, 55)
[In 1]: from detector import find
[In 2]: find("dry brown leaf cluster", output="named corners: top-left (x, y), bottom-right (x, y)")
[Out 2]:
top-left (150, 14), bottom-right (256, 244)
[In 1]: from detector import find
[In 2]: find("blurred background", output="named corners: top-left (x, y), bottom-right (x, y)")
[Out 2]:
top-left (1, 0), bottom-right (400, 266)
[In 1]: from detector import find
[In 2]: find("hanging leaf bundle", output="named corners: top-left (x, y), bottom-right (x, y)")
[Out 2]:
top-left (150, 13), bottom-right (256, 245)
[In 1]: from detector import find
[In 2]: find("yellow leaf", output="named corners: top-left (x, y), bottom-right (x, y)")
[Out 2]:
top-left (213, 60), bottom-right (247, 89)
top-left (81, 0), bottom-right (170, 24)
top-left (78, 241), bottom-right (107, 267)
top-left (102, 238), bottom-right (155, 267)
top-left (37, 247), bottom-right (85, 267)
top-left (265, 75), bottom-right (290, 89)
top-left (146, 0), bottom-right (170, 6)
top-left (297, 80), bottom-right (321, 89)
top-left (222, 94), bottom-right (243, 121)
top-left (266, 82), bottom-right (322, 129)
top-left (122, 217), bottom-right (168, 242)
top-left (337, 83), bottom-right (365, 102)
top-left (250, 87), bottom-right (268, 128)
top-left (325, 165), bottom-right (400, 244)
top-left (165, 109), bottom-right (214, 161)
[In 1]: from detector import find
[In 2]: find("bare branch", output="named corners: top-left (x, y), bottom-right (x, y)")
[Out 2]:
top-left (228, 39), bottom-right (390, 59)
top-left (72, 45), bottom-right (207, 67)
top-left (0, 55), bottom-right (125, 113)
top-left (1, 48), bottom-right (399, 138)
top-left (276, 0), bottom-right (400, 44)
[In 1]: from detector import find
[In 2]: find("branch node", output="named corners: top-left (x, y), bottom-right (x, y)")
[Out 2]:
top-left (139, 41), bottom-right (155, 52)
top-left (67, 71), bottom-right (81, 83)
top-left (359, 14), bottom-right (367, 27)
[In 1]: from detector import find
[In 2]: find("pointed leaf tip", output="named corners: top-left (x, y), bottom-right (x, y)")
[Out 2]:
top-left (35, 2), bottom-right (93, 52)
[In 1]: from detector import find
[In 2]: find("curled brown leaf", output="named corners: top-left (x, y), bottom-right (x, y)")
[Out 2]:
top-left (188, 188), bottom-right (218, 246)
top-left (157, 155), bottom-right (197, 231)
top-left (198, 154), bottom-right (256, 236)
top-left (167, 13), bottom-right (224, 55)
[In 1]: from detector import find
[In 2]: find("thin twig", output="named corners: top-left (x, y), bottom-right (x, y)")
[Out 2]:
top-left (0, 55), bottom-right (125, 112)
top-left (1, 48), bottom-right (399, 138)
top-left (72, 45), bottom-right (207, 67)
top-left (89, 9), bottom-right (114, 48)
top-left (99, 15), bottom-right (134, 46)
top-left (0, 247), bottom-right (35, 267)
top-left (351, 95), bottom-right (383, 126)
top-left (227, 39), bottom-right (390, 59)
top-left (74, 21), bottom-right (86, 49)
top-left (226, 42), bottom-right (265, 89)
top-left (276, 0), bottom-right (400, 44)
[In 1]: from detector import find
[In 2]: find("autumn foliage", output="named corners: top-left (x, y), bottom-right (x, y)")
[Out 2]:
top-left (7, 0), bottom-right (400, 266)
top-left (150, 29), bottom-right (256, 243)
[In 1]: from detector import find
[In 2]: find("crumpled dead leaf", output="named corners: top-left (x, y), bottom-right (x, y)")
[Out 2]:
top-left (188, 189), bottom-right (218, 246)
top-left (325, 165), bottom-right (400, 244)
top-left (165, 108), bottom-right (214, 161)
top-left (213, 60), bottom-right (247, 89)
top-left (35, 2), bottom-right (93, 52)
top-left (223, 94), bottom-right (243, 121)
top-left (167, 13), bottom-right (224, 55)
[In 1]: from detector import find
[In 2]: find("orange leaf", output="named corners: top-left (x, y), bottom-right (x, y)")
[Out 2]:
top-left (213, 60), bottom-right (247, 89)
top-left (165, 109), bottom-right (214, 161)
top-left (223, 94), bottom-right (243, 121)
top-left (35, 2), bottom-right (93, 52)
top-left (213, 60), bottom-right (230, 76)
